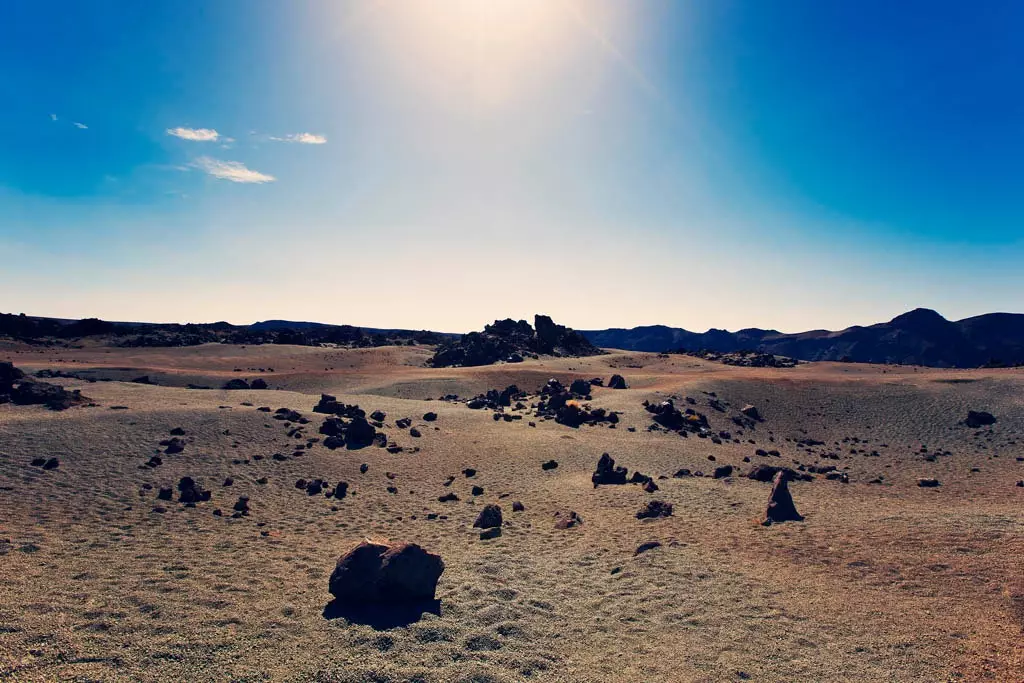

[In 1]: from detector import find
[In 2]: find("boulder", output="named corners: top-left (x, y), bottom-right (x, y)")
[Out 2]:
top-left (592, 453), bottom-right (628, 487)
top-left (328, 541), bottom-right (444, 605)
top-left (177, 477), bottom-right (211, 504)
top-left (473, 504), bottom-right (503, 529)
top-left (712, 465), bottom-right (734, 479)
top-left (607, 374), bottom-right (628, 389)
top-left (917, 478), bottom-right (941, 487)
top-left (233, 496), bottom-right (250, 515)
top-left (422, 412), bottom-right (438, 422)
top-left (541, 460), bottom-right (559, 471)
top-left (740, 404), bottom-right (761, 420)
top-left (747, 464), bottom-right (811, 483)
top-left (250, 378), bottom-right (269, 390)
top-left (964, 411), bottom-right (996, 428)
top-left (762, 472), bottom-right (803, 525)
top-left (569, 379), bottom-right (592, 396)
top-left (223, 379), bottom-right (250, 390)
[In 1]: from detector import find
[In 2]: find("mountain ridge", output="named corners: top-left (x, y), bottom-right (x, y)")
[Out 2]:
top-left (580, 308), bottom-right (1024, 367)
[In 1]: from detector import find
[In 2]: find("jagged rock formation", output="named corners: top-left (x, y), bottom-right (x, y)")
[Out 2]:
top-left (429, 315), bottom-right (603, 368)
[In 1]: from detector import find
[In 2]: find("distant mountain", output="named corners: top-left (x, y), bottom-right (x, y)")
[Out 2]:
top-left (0, 313), bottom-right (456, 349)
top-left (580, 309), bottom-right (1024, 367)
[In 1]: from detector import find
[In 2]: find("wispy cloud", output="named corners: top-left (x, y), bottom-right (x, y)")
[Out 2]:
top-left (50, 113), bottom-right (58, 121)
top-left (73, 122), bottom-right (88, 129)
top-left (167, 127), bottom-right (220, 142)
top-left (270, 132), bottom-right (327, 145)
top-left (191, 156), bottom-right (275, 184)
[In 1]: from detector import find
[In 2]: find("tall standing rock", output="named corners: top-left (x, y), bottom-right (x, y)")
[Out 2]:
top-left (762, 471), bottom-right (803, 525)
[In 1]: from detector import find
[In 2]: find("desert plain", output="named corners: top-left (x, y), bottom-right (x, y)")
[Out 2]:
top-left (1, 341), bottom-right (1022, 682)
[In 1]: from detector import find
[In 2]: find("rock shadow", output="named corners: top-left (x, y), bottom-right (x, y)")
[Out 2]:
top-left (322, 599), bottom-right (441, 630)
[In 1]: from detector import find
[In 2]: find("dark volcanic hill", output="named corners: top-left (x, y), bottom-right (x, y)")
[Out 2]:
top-left (580, 308), bottom-right (1024, 368)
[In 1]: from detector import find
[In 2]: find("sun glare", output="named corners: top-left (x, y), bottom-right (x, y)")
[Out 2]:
top-left (356, 0), bottom-right (586, 110)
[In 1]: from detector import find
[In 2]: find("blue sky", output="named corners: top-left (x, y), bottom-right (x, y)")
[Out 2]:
top-left (2, 0), bottom-right (1022, 332)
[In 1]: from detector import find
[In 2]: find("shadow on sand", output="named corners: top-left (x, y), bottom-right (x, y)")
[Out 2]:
top-left (322, 599), bottom-right (441, 630)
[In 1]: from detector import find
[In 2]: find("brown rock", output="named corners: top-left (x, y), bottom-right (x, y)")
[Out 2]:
top-left (762, 471), bottom-right (803, 525)
top-left (328, 541), bottom-right (444, 605)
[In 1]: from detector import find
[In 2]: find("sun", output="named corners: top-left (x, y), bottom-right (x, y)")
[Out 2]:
top-left (345, 0), bottom-right (582, 110)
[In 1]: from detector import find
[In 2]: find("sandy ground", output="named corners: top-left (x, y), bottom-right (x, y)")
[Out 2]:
top-left (0, 343), bottom-right (1022, 682)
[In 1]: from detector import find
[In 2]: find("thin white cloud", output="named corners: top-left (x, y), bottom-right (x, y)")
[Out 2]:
top-left (191, 156), bottom-right (275, 184)
top-left (270, 132), bottom-right (327, 145)
top-left (50, 113), bottom-right (58, 121)
top-left (167, 127), bottom-right (220, 142)
top-left (73, 122), bottom-right (88, 129)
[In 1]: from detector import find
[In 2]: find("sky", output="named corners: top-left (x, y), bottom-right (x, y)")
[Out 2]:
top-left (1, 0), bottom-right (1023, 334)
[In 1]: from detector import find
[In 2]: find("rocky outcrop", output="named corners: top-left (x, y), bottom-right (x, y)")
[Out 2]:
top-left (429, 315), bottom-right (603, 367)
top-left (2, 363), bottom-right (87, 411)
top-left (592, 453), bottom-right (628, 487)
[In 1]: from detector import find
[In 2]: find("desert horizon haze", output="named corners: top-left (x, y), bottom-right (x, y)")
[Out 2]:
top-left (3, 0), bottom-right (1024, 331)
top-left (2, 2), bottom-right (1023, 682)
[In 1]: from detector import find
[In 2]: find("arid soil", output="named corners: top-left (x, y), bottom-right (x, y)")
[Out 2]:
top-left (1, 342), bottom-right (1022, 682)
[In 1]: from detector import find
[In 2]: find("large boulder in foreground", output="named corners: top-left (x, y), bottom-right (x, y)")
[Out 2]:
top-left (329, 541), bottom-right (444, 605)
top-left (762, 471), bottom-right (803, 525)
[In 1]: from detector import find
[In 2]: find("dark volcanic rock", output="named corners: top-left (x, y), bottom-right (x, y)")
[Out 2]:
top-left (223, 379), bottom-right (250, 390)
top-left (592, 453), bottom-right (628, 487)
top-left (541, 460), bottom-right (559, 471)
top-left (328, 541), bottom-right (444, 605)
top-left (748, 465), bottom-right (811, 483)
top-left (313, 394), bottom-right (366, 419)
top-left (10, 380), bottom-right (86, 411)
top-left (233, 496), bottom-right (250, 515)
top-left (250, 378), bottom-right (268, 390)
top-left (636, 500), bottom-right (673, 519)
top-left (917, 478), bottom-right (941, 488)
top-left (473, 504), bottom-right (503, 529)
top-left (569, 379), bottom-right (592, 396)
top-left (177, 477), bottom-right (211, 504)
top-left (428, 314), bottom-right (603, 367)
top-left (762, 472), bottom-right (803, 525)
top-left (422, 412), bottom-right (438, 422)
top-left (634, 541), bottom-right (662, 555)
top-left (607, 374), bottom-right (628, 389)
top-left (712, 465), bottom-right (734, 479)
top-left (964, 411), bottom-right (996, 428)
top-left (0, 361), bottom-right (25, 393)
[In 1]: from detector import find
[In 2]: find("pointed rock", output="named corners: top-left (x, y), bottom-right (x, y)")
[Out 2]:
top-left (762, 471), bottom-right (803, 525)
